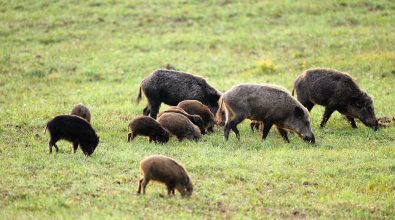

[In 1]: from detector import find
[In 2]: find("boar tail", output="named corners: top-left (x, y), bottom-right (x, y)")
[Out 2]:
top-left (215, 97), bottom-right (224, 125)
top-left (136, 86), bottom-right (142, 104)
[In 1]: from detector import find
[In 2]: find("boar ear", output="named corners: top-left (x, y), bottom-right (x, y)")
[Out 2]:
top-left (294, 106), bottom-right (304, 118)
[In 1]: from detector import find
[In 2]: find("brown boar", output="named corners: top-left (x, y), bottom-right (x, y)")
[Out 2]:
top-left (293, 68), bottom-right (378, 130)
top-left (45, 115), bottom-right (99, 156)
top-left (137, 155), bottom-right (193, 197)
top-left (70, 104), bottom-right (91, 122)
top-left (177, 100), bottom-right (216, 133)
top-left (157, 112), bottom-right (202, 141)
top-left (158, 106), bottom-right (206, 134)
top-left (217, 83), bottom-right (315, 143)
top-left (136, 69), bottom-right (222, 118)
top-left (128, 116), bottom-right (170, 144)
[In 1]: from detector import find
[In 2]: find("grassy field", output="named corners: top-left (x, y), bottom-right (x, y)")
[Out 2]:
top-left (1, 0), bottom-right (395, 219)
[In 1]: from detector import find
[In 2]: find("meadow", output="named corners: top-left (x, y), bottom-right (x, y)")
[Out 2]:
top-left (0, 0), bottom-right (394, 219)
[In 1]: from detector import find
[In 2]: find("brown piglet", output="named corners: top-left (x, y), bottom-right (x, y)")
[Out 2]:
top-left (137, 155), bottom-right (193, 197)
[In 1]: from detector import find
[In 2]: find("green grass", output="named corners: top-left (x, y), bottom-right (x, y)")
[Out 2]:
top-left (1, 0), bottom-right (395, 219)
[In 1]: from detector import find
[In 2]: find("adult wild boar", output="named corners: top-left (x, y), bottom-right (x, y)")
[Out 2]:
top-left (293, 68), bottom-right (378, 130)
top-left (45, 115), bottom-right (99, 156)
top-left (136, 69), bottom-right (222, 118)
top-left (217, 84), bottom-right (315, 143)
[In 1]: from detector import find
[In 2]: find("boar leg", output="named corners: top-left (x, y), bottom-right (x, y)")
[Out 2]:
top-left (167, 183), bottom-right (175, 196)
top-left (250, 122), bottom-right (257, 132)
top-left (48, 137), bottom-right (59, 154)
top-left (141, 175), bottom-right (151, 194)
top-left (261, 121), bottom-right (273, 140)
top-left (277, 127), bottom-right (290, 143)
top-left (48, 142), bottom-right (53, 154)
top-left (54, 144), bottom-right (59, 153)
top-left (137, 178), bottom-right (143, 194)
top-left (320, 107), bottom-right (335, 128)
top-left (143, 105), bottom-right (151, 116)
top-left (224, 123), bottom-right (231, 141)
top-left (148, 102), bottom-right (161, 119)
top-left (224, 117), bottom-right (242, 140)
top-left (301, 100), bottom-right (315, 112)
top-left (231, 126), bottom-right (240, 140)
top-left (72, 142), bottom-right (78, 153)
top-left (345, 116), bottom-right (357, 128)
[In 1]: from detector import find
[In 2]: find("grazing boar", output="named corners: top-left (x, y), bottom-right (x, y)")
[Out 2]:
top-left (136, 69), bottom-right (222, 118)
top-left (127, 116), bottom-right (170, 144)
top-left (158, 106), bottom-right (206, 134)
top-left (157, 112), bottom-right (202, 141)
top-left (177, 100), bottom-right (216, 133)
top-left (45, 115), bottom-right (99, 156)
top-left (70, 104), bottom-right (91, 122)
top-left (217, 83), bottom-right (315, 143)
top-left (137, 155), bottom-right (193, 197)
top-left (293, 68), bottom-right (378, 130)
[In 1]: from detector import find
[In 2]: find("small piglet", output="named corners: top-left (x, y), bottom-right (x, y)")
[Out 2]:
top-left (158, 106), bottom-right (205, 134)
top-left (137, 155), bottom-right (193, 197)
top-left (217, 83), bottom-right (315, 143)
top-left (177, 100), bottom-right (216, 133)
top-left (70, 104), bottom-right (91, 122)
top-left (293, 68), bottom-right (378, 130)
top-left (45, 115), bottom-right (99, 156)
top-left (128, 116), bottom-right (169, 144)
top-left (157, 112), bottom-right (201, 141)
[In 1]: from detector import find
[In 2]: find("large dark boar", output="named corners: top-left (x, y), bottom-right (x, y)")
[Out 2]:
top-left (127, 116), bottom-right (169, 144)
top-left (217, 84), bottom-right (315, 143)
top-left (45, 115), bottom-right (99, 156)
top-left (70, 104), bottom-right (91, 122)
top-left (177, 100), bottom-right (216, 133)
top-left (137, 155), bottom-right (193, 197)
top-left (157, 112), bottom-right (202, 141)
top-left (136, 69), bottom-right (222, 118)
top-left (293, 68), bottom-right (378, 130)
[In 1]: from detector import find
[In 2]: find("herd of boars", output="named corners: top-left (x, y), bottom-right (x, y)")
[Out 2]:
top-left (44, 67), bottom-right (379, 196)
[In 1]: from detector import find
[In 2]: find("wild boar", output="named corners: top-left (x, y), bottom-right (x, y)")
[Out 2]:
top-left (45, 115), bottom-right (99, 156)
top-left (157, 112), bottom-right (202, 141)
top-left (137, 155), bottom-right (193, 197)
top-left (217, 83), bottom-right (315, 143)
top-left (70, 104), bottom-right (91, 122)
top-left (177, 100), bottom-right (216, 133)
top-left (136, 69), bottom-right (222, 118)
top-left (127, 116), bottom-right (170, 144)
top-left (158, 106), bottom-right (206, 134)
top-left (293, 68), bottom-right (378, 130)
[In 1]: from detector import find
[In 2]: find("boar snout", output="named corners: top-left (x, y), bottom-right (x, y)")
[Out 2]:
top-left (361, 118), bottom-right (379, 131)
top-left (303, 134), bottom-right (315, 144)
